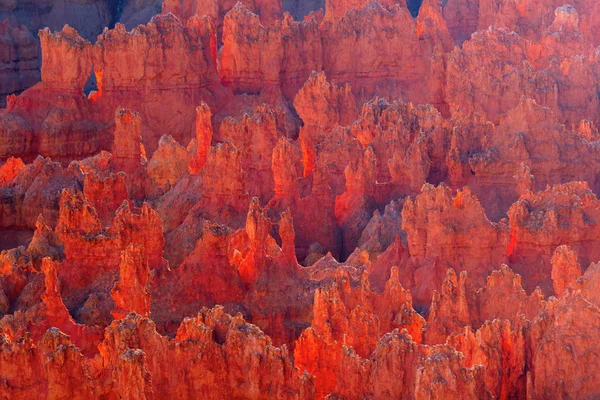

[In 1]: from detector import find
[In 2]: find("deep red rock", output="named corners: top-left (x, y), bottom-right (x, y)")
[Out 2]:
top-left (2, 1), bottom-right (600, 398)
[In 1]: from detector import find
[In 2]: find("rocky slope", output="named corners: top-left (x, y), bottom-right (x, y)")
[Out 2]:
top-left (1, 0), bottom-right (600, 399)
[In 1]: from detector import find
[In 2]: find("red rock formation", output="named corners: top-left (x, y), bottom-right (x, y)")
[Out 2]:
top-left (220, 3), bottom-right (321, 97)
top-left (83, 169), bottom-right (128, 226)
top-left (402, 184), bottom-right (509, 304)
top-left (111, 244), bottom-right (151, 319)
top-left (331, 329), bottom-right (490, 399)
top-left (323, 0), bottom-right (402, 19)
top-left (3, 1), bottom-right (600, 398)
top-left (146, 134), bottom-right (191, 194)
top-left (446, 27), bottom-right (533, 123)
top-left (93, 15), bottom-right (220, 92)
top-left (162, 0), bottom-right (220, 24)
top-left (112, 201), bottom-right (166, 270)
top-left (448, 319), bottom-right (527, 399)
top-left (352, 99), bottom-right (439, 189)
top-left (445, 98), bottom-right (600, 219)
top-left (89, 14), bottom-right (226, 153)
top-left (294, 72), bottom-right (357, 176)
top-left (39, 25), bottom-right (92, 90)
top-left (443, 0), bottom-right (480, 44)
top-left (195, 142), bottom-right (250, 224)
top-left (550, 245), bottom-right (582, 297)
top-left (27, 215), bottom-right (63, 267)
top-left (425, 265), bottom-right (545, 340)
top-left (108, 108), bottom-right (148, 200)
top-left (0, 157), bottom-right (24, 183)
top-left (0, 22), bottom-right (109, 161)
top-left (0, 156), bottom-right (80, 229)
top-left (237, 198), bottom-right (272, 286)
top-left (578, 261), bottom-right (600, 307)
top-left (54, 189), bottom-right (119, 312)
top-left (334, 146), bottom-right (377, 259)
top-left (295, 268), bottom-right (424, 397)
top-left (218, 104), bottom-right (286, 201)
top-left (358, 199), bottom-right (404, 259)
top-left (530, 292), bottom-right (600, 399)
top-left (473, 265), bottom-right (545, 326)
top-left (189, 102), bottom-right (213, 174)
top-left (268, 136), bottom-right (341, 260)
top-left (424, 269), bottom-right (471, 344)
top-left (416, 0), bottom-right (454, 63)
top-left (0, 256), bottom-right (103, 356)
top-left (507, 182), bottom-right (600, 293)
top-left (0, 307), bottom-right (314, 398)
top-left (319, 2), bottom-right (433, 105)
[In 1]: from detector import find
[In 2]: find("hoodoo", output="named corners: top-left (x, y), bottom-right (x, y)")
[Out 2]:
top-left (1, 0), bottom-right (600, 398)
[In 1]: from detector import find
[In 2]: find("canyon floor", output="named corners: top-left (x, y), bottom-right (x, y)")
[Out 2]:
top-left (1, 0), bottom-right (600, 398)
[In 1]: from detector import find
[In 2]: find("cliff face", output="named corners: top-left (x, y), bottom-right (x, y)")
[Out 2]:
top-left (220, 3), bottom-right (322, 98)
top-left (2, 0), bottom-right (600, 399)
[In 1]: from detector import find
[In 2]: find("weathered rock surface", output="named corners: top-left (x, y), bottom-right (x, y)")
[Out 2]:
top-left (2, 1), bottom-right (600, 399)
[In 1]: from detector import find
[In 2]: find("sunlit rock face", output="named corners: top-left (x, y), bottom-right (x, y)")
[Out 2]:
top-left (2, 1), bottom-right (600, 399)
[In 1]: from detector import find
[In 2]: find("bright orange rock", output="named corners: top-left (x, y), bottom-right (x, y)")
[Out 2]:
top-left (111, 244), bottom-right (151, 319)
top-left (294, 268), bottom-right (424, 397)
top-left (448, 319), bottom-right (527, 399)
top-left (446, 27), bottom-right (533, 124)
top-left (0, 156), bottom-right (80, 229)
top-left (219, 104), bottom-right (286, 201)
top-left (473, 265), bottom-right (545, 326)
top-left (331, 329), bottom-right (489, 399)
top-left (0, 157), bottom-right (24, 184)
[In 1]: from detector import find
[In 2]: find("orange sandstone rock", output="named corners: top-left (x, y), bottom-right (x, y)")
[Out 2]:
top-left (189, 102), bottom-right (213, 174)
top-left (507, 182), bottom-right (600, 293)
top-left (402, 184), bottom-right (509, 304)
top-left (38, 25), bottom-right (92, 90)
top-left (2, 1), bottom-right (600, 398)
top-left (220, 3), bottom-right (321, 97)
top-left (111, 244), bottom-right (151, 319)
top-left (0, 157), bottom-right (24, 184)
